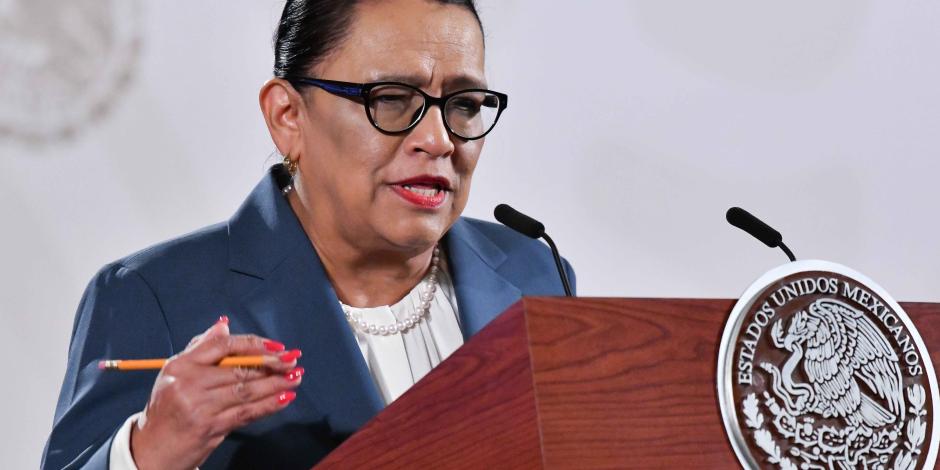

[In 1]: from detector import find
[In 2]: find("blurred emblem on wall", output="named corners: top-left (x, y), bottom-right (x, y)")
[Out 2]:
top-left (0, 0), bottom-right (141, 144)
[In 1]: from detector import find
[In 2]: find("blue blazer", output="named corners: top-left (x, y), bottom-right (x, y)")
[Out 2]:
top-left (42, 165), bottom-right (575, 469)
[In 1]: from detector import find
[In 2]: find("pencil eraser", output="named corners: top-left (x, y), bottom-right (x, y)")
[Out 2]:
top-left (97, 360), bottom-right (106, 370)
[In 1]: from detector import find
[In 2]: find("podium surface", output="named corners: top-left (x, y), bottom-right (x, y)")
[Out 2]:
top-left (315, 298), bottom-right (940, 468)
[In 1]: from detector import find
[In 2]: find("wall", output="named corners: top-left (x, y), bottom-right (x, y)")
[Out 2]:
top-left (1, 1), bottom-right (937, 466)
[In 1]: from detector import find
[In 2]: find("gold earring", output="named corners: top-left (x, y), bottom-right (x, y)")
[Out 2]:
top-left (283, 155), bottom-right (298, 175)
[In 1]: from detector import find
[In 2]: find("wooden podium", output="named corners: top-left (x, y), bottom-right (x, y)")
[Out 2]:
top-left (314, 298), bottom-right (940, 469)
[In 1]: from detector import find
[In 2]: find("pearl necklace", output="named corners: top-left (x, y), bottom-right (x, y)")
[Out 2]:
top-left (341, 245), bottom-right (440, 336)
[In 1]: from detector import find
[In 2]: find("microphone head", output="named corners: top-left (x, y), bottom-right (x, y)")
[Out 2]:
top-left (494, 204), bottom-right (545, 239)
top-left (726, 207), bottom-right (783, 248)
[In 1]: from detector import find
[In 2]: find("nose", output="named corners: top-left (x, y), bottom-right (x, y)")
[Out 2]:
top-left (406, 105), bottom-right (455, 158)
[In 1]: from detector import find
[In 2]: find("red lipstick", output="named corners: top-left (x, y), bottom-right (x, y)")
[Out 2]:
top-left (389, 175), bottom-right (452, 209)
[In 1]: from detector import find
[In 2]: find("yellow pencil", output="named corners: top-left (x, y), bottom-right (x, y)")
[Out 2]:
top-left (98, 356), bottom-right (267, 371)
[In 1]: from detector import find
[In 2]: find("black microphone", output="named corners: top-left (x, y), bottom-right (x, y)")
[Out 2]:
top-left (494, 204), bottom-right (573, 296)
top-left (726, 207), bottom-right (796, 262)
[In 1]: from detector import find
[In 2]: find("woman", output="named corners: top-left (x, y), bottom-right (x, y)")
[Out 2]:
top-left (42, 0), bottom-right (574, 468)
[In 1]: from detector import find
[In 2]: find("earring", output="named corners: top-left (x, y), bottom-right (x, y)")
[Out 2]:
top-left (281, 154), bottom-right (297, 196)
top-left (283, 154), bottom-right (298, 175)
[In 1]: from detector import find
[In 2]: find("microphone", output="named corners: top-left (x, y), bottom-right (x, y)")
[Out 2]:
top-left (725, 207), bottom-right (796, 262)
top-left (494, 204), bottom-right (573, 296)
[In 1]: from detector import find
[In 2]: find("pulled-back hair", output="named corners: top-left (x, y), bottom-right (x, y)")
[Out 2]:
top-left (273, 0), bottom-right (482, 78)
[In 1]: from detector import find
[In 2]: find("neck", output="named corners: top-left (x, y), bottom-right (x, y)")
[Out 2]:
top-left (287, 185), bottom-right (436, 308)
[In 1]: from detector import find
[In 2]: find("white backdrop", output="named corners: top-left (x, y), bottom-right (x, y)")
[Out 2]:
top-left (2, 1), bottom-right (938, 466)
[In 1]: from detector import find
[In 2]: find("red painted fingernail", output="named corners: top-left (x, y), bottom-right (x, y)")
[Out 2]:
top-left (263, 340), bottom-right (285, 352)
top-left (286, 367), bottom-right (304, 381)
top-left (217, 315), bottom-right (229, 325)
top-left (279, 349), bottom-right (302, 362)
top-left (277, 391), bottom-right (297, 405)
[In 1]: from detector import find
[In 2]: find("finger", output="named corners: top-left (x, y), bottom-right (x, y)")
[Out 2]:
top-left (208, 367), bottom-right (304, 412)
top-left (184, 316), bottom-right (230, 352)
top-left (210, 388), bottom-right (299, 436)
top-left (187, 365), bottom-right (269, 389)
top-left (187, 334), bottom-right (288, 366)
top-left (159, 348), bottom-right (300, 397)
top-left (186, 354), bottom-right (300, 390)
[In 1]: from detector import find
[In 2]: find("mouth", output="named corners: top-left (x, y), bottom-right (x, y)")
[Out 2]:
top-left (389, 175), bottom-right (453, 209)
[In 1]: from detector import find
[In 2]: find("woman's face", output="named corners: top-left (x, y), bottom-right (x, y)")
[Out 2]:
top-left (294, 0), bottom-right (486, 253)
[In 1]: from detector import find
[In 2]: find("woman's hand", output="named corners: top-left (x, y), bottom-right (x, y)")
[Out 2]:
top-left (130, 316), bottom-right (303, 470)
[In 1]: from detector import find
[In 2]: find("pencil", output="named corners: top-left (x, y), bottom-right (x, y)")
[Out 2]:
top-left (98, 356), bottom-right (267, 371)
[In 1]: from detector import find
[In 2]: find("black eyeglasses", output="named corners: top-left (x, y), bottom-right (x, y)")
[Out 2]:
top-left (285, 77), bottom-right (508, 140)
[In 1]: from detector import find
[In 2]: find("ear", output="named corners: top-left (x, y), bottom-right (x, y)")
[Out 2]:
top-left (259, 78), bottom-right (307, 159)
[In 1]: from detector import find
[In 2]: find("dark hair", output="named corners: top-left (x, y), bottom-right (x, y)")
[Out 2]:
top-left (273, 0), bottom-right (482, 78)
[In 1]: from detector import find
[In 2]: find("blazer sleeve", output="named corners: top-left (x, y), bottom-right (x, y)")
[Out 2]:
top-left (42, 263), bottom-right (174, 470)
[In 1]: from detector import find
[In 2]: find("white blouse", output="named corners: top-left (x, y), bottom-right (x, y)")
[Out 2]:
top-left (109, 257), bottom-right (464, 469)
top-left (341, 255), bottom-right (464, 404)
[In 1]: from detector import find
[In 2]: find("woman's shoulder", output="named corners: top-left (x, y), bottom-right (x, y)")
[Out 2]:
top-left (455, 217), bottom-right (552, 255)
top-left (454, 216), bottom-right (576, 294)
top-left (457, 216), bottom-right (538, 247)
top-left (101, 221), bottom-right (231, 290)
top-left (454, 216), bottom-right (573, 269)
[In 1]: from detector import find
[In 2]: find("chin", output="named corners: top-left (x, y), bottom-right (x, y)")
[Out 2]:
top-left (383, 217), bottom-right (449, 251)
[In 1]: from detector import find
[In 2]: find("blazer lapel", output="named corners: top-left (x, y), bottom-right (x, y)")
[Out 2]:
top-left (226, 166), bottom-right (383, 434)
top-left (444, 219), bottom-right (523, 340)
top-left (224, 167), bottom-right (524, 433)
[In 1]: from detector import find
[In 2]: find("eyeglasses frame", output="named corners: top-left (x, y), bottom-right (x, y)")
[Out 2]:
top-left (284, 76), bottom-right (508, 141)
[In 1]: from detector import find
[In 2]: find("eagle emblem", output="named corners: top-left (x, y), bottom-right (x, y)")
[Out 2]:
top-left (762, 299), bottom-right (904, 430)
top-left (718, 262), bottom-right (938, 470)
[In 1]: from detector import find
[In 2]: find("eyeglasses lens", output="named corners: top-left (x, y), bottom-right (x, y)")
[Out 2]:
top-left (444, 91), bottom-right (501, 139)
top-left (368, 85), bottom-right (426, 133)
top-left (367, 85), bottom-right (502, 139)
